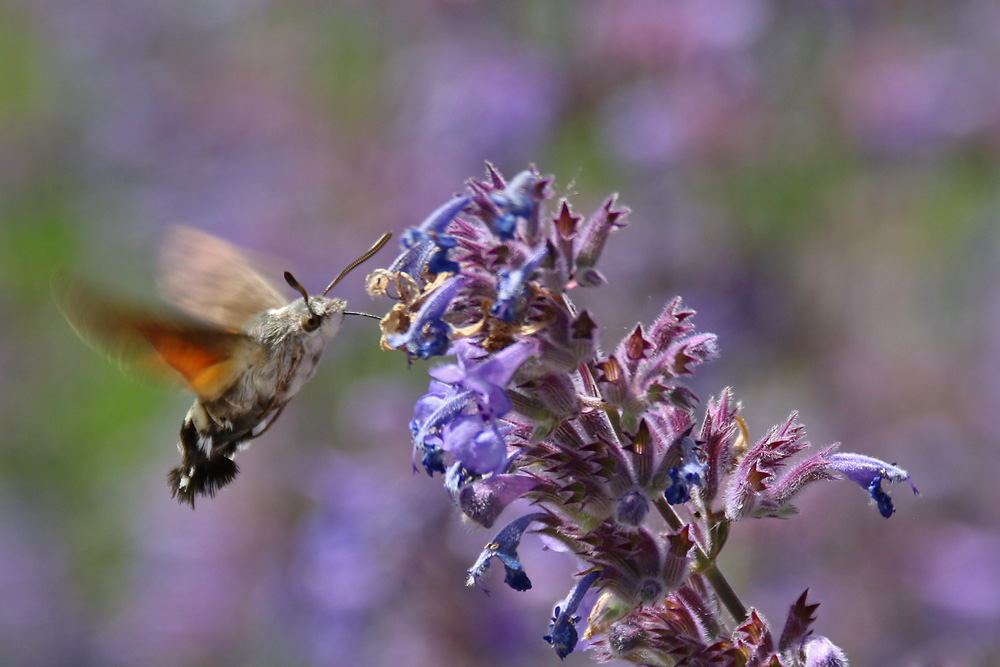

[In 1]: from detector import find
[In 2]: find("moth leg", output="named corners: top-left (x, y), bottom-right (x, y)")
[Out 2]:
top-left (245, 401), bottom-right (289, 442)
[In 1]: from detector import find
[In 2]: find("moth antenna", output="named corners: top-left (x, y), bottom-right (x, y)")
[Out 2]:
top-left (323, 232), bottom-right (393, 295)
top-left (284, 271), bottom-right (318, 318)
top-left (344, 311), bottom-right (382, 321)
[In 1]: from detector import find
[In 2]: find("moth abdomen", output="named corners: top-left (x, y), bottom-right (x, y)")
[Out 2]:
top-left (168, 412), bottom-right (241, 508)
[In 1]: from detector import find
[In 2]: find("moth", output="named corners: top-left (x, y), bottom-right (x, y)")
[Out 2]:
top-left (60, 227), bottom-right (390, 508)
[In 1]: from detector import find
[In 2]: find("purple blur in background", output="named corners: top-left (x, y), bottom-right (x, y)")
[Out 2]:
top-left (1, 1), bottom-right (998, 665)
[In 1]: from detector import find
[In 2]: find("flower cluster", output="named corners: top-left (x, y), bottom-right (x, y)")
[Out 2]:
top-left (367, 165), bottom-right (918, 664)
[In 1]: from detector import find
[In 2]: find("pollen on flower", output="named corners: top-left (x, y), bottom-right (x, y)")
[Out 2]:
top-left (378, 306), bottom-right (410, 346)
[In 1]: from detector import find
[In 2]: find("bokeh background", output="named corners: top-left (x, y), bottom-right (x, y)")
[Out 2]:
top-left (1, 1), bottom-right (998, 665)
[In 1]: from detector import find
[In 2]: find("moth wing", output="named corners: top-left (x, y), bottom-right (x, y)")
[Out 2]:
top-left (59, 281), bottom-right (263, 402)
top-left (158, 226), bottom-right (286, 331)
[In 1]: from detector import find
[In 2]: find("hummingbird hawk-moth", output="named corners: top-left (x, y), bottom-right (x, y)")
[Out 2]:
top-left (60, 227), bottom-right (390, 508)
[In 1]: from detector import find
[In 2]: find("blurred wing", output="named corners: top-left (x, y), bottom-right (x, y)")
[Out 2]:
top-left (59, 281), bottom-right (263, 401)
top-left (158, 226), bottom-right (286, 331)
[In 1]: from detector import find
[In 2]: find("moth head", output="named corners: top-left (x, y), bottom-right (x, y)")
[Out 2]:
top-left (284, 272), bottom-right (346, 340)
top-left (281, 231), bottom-right (393, 338)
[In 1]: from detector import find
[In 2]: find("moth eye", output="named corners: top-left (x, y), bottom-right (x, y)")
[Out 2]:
top-left (301, 315), bottom-right (320, 332)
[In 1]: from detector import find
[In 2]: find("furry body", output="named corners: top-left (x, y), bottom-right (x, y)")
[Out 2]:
top-left (168, 296), bottom-right (345, 506)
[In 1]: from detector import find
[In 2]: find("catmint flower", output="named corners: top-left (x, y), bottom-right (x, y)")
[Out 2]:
top-left (408, 339), bottom-right (537, 478)
top-left (409, 385), bottom-right (464, 475)
top-left (544, 570), bottom-right (602, 659)
top-left (441, 415), bottom-right (508, 477)
top-left (430, 339), bottom-right (537, 417)
top-left (395, 195), bottom-right (470, 277)
top-left (419, 444), bottom-right (446, 476)
top-left (492, 243), bottom-right (550, 322)
top-left (426, 233), bottom-right (459, 276)
top-left (457, 474), bottom-right (542, 528)
top-left (466, 512), bottom-right (552, 592)
top-left (369, 165), bottom-right (916, 664)
top-left (826, 452), bottom-right (918, 518)
top-left (403, 195), bottom-right (471, 243)
top-left (663, 432), bottom-right (707, 505)
top-left (482, 168), bottom-right (544, 242)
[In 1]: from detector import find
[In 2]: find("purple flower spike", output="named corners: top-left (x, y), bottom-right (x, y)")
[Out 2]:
top-left (544, 570), bottom-right (602, 660)
top-left (826, 452), bottom-right (918, 518)
top-left (384, 277), bottom-right (464, 359)
top-left (369, 166), bottom-right (920, 664)
top-left (466, 512), bottom-right (551, 592)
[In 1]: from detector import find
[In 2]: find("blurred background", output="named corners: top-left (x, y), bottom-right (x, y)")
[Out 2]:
top-left (1, 1), bottom-right (998, 665)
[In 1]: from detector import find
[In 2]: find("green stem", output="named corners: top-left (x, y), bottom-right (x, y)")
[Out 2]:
top-left (703, 561), bottom-right (747, 623)
top-left (653, 496), bottom-right (747, 623)
top-left (653, 494), bottom-right (684, 532)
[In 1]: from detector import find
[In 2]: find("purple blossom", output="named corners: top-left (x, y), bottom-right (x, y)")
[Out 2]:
top-left (430, 339), bottom-right (537, 417)
top-left (492, 243), bottom-right (550, 322)
top-left (487, 170), bottom-right (538, 240)
top-left (663, 432), bottom-right (707, 505)
top-left (613, 488), bottom-right (650, 528)
top-left (466, 512), bottom-right (552, 593)
top-left (409, 339), bottom-right (537, 477)
top-left (544, 570), bottom-right (602, 660)
top-left (826, 452), bottom-right (918, 518)
top-left (458, 474), bottom-right (542, 529)
top-left (409, 381), bottom-right (468, 475)
top-left (396, 195), bottom-right (470, 277)
top-left (801, 636), bottom-right (849, 667)
top-left (441, 415), bottom-right (508, 477)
